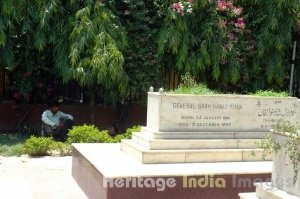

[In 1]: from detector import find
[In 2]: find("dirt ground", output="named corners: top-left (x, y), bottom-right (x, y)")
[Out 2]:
top-left (0, 155), bottom-right (87, 199)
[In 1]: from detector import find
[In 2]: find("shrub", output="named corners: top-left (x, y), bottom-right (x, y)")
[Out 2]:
top-left (112, 125), bottom-right (141, 143)
top-left (23, 136), bottom-right (53, 156)
top-left (252, 120), bottom-right (300, 184)
top-left (66, 124), bottom-right (141, 144)
top-left (171, 73), bottom-right (218, 95)
top-left (67, 124), bottom-right (110, 143)
top-left (252, 90), bottom-right (289, 97)
top-left (50, 142), bottom-right (72, 156)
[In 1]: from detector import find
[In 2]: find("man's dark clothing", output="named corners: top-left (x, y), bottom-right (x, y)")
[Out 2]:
top-left (42, 119), bottom-right (74, 142)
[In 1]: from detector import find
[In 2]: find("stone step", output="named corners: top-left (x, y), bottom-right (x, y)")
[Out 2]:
top-left (120, 139), bottom-right (271, 164)
top-left (141, 126), bottom-right (268, 139)
top-left (255, 182), bottom-right (300, 199)
top-left (132, 132), bottom-right (259, 150)
top-left (238, 192), bottom-right (259, 199)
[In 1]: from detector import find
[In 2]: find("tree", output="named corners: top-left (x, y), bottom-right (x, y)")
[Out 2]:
top-left (60, 2), bottom-right (128, 123)
top-left (0, 0), bottom-right (128, 123)
top-left (156, 0), bottom-right (300, 92)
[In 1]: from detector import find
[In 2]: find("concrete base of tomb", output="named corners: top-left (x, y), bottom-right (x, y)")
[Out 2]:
top-left (72, 143), bottom-right (271, 199)
top-left (239, 133), bottom-right (300, 199)
top-left (239, 182), bottom-right (300, 199)
top-left (120, 129), bottom-right (271, 164)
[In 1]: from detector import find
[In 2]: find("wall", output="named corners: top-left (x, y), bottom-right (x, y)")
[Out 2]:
top-left (0, 103), bottom-right (147, 133)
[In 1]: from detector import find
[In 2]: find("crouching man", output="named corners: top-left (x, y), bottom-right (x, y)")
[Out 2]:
top-left (42, 100), bottom-right (74, 142)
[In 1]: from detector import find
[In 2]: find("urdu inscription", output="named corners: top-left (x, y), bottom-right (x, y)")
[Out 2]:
top-left (170, 100), bottom-right (298, 130)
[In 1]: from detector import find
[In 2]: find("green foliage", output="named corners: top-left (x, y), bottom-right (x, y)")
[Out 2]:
top-left (252, 133), bottom-right (281, 160)
top-left (51, 1), bottom-right (129, 106)
top-left (253, 120), bottom-right (300, 185)
top-left (275, 120), bottom-right (299, 133)
top-left (179, 72), bottom-right (198, 88)
top-left (23, 135), bottom-right (71, 156)
top-left (23, 136), bottom-right (54, 156)
top-left (0, 0), bottom-right (167, 105)
top-left (112, 125), bottom-right (141, 142)
top-left (124, 125), bottom-right (141, 136)
top-left (156, 0), bottom-right (300, 91)
top-left (1, 0), bottom-right (299, 104)
top-left (172, 73), bottom-right (218, 95)
top-left (171, 73), bottom-right (290, 96)
top-left (67, 3), bottom-right (128, 95)
top-left (0, 143), bottom-right (24, 157)
top-left (173, 84), bottom-right (217, 95)
top-left (117, 0), bottom-right (165, 101)
top-left (0, 0), bottom-right (130, 105)
top-left (50, 142), bottom-right (72, 156)
top-left (241, 0), bottom-right (299, 87)
top-left (2, 124), bottom-right (139, 157)
top-left (0, 134), bottom-right (26, 156)
top-left (67, 124), bottom-right (110, 143)
top-left (1, 144), bottom-right (24, 157)
top-left (67, 124), bottom-right (141, 143)
top-left (252, 90), bottom-right (289, 97)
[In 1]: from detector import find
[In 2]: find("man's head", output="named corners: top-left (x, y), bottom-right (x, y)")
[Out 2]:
top-left (48, 100), bottom-right (60, 114)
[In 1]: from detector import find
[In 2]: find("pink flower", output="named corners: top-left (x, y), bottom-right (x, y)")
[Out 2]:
top-left (124, 10), bottom-right (130, 15)
top-left (238, 58), bottom-right (245, 64)
top-left (219, 20), bottom-right (227, 28)
top-left (23, 93), bottom-right (31, 100)
top-left (13, 92), bottom-right (21, 100)
top-left (23, 71), bottom-right (32, 78)
top-left (236, 18), bottom-right (245, 29)
top-left (47, 86), bottom-right (53, 92)
top-left (171, 2), bottom-right (185, 15)
top-left (227, 32), bottom-right (236, 40)
top-left (233, 7), bottom-right (242, 16)
top-left (171, 2), bottom-right (183, 10)
top-left (226, 1), bottom-right (233, 9)
top-left (36, 82), bottom-right (44, 88)
top-left (238, 18), bottom-right (244, 24)
top-left (217, 0), bottom-right (227, 11)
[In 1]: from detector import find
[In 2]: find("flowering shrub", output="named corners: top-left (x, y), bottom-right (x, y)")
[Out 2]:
top-left (10, 65), bottom-right (50, 103)
top-left (210, 0), bottom-right (256, 73)
top-left (170, 0), bottom-right (193, 16)
top-left (215, 0), bottom-right (246, 51)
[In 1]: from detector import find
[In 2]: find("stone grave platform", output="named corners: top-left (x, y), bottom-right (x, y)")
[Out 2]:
top-left (120, 92), bottom-right (300, 164)
top-left (72, 92), bottom-right (300, 198)
top-left (72, 143), bottom-right (272, 199)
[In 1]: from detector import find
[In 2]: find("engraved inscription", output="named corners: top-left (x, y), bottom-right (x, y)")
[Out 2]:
top-left (166, 98), bottom-right (299, 131)
top-left (257, 108), bottom-right (296, 118)
top-left (257, 100), bottom-right (298, 129)
top-left (177, 115), bottom-right (232, 128)
top-left (172, 101), bottom-right (239, 128)
top-left (172, 103), bottom-right (195, 109)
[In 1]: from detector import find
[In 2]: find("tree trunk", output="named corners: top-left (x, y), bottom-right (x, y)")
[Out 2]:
top-left (88, 87), bottom-right (96, 124)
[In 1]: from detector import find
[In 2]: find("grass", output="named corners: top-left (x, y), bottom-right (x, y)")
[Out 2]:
top-left (172, 86), bottom-right (289, 97)
top-left (171, 83), bottom-right (219, 95)
top-left (252, 90), bottom-right (289, 97)
top-left (0, 134), bottom-right (27, 156)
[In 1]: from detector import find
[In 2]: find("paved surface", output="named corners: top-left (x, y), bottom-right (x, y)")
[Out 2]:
top-left (0, 155), bottom-right (87, 199)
